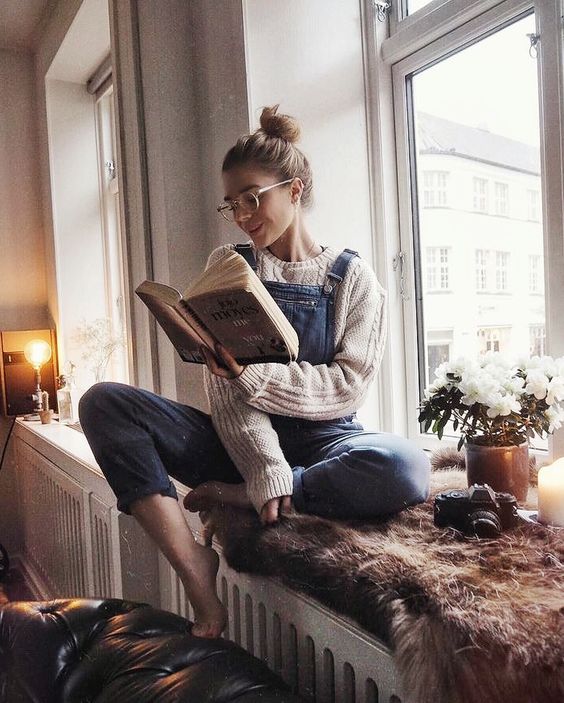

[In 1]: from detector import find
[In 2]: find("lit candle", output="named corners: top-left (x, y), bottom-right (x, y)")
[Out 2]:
top-left (537, 457), bottom-right (564, 527)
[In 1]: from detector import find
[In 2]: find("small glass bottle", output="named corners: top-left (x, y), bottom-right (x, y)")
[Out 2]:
top-left (57, 374), bottom-right (79, 424)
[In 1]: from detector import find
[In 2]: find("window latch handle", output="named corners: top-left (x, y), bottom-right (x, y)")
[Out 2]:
top-left (393, 250), bottom-right (409, 301)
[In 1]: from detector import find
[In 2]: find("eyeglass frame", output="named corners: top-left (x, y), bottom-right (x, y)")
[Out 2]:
top-left (217, 178), bottom-right (295, 222)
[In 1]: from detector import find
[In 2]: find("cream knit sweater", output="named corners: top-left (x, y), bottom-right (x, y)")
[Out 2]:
top-left (203, 243), bottom-right (387, 513)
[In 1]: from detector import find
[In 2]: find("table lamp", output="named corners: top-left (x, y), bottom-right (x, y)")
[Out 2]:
top-left (23, 339), bottom-right (52, 421)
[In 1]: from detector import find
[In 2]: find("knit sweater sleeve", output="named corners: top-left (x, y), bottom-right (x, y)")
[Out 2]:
top-left (204, 370), bottom-right (294, 513)
top-left (231, 258), bottom-right (387, 420)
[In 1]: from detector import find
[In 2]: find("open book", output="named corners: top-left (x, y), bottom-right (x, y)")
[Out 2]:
top-left (136, 250), bottom-right (299, 365)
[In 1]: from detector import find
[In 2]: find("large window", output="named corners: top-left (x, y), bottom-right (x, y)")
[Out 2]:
top-left (377, 0), bottom-right (563, 454)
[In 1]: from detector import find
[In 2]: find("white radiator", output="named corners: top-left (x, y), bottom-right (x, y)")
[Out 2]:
top-left (162, 507), bottom-right (404, 703)
top-left (11, 430), bottom-right (403, 703)
top-left (14, 438), bottom-right (121, 599)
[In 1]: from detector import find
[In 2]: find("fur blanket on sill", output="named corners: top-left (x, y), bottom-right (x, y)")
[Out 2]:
top-left (208, 449), bottom-right (563, 703)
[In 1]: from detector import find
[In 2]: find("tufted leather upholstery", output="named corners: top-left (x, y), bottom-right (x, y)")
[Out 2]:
top-left (0, 598), bottom-right (304, 702)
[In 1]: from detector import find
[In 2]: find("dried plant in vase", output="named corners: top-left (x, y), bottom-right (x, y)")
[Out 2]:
top-left (72, 318), bottom-right (124, 384)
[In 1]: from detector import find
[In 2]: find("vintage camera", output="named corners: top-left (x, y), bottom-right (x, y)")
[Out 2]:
top-left (434, 484), bottom-right (520, 538)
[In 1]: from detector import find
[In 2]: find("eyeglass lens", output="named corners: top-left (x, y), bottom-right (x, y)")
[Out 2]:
top-left (222, 192), bottom-right (259, 222)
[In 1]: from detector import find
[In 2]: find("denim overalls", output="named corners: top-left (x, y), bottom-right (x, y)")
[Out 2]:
top-left (79, 246), bottom-right (430, 519)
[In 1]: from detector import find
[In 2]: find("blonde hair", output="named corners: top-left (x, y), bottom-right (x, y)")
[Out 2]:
top-left (222, 105), bottom-right (313, 208)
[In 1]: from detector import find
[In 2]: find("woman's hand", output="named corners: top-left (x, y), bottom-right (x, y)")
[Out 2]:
top-left (201, 343), bottom-right (245, 380)
top-left (260, 496), bottom-right (292, 525)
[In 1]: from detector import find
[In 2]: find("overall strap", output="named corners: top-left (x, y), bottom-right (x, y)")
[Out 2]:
top-left (234, 243), bottom-right (258, 271)
top-left (323, 248), bottom-right (359, 295)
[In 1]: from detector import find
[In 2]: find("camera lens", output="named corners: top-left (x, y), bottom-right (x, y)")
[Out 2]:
top-left (466, 510), bottom-right (502, 538)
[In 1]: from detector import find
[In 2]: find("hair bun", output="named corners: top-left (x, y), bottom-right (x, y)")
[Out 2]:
top-left (259, 105), bottom-right (301, 143)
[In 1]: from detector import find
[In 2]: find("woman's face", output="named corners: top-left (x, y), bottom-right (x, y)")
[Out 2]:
top-left (221, 165), bottom-right (301, 249)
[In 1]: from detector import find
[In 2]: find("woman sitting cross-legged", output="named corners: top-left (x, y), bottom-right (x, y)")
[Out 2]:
top-left (79, 105), bottom-right (430, 640)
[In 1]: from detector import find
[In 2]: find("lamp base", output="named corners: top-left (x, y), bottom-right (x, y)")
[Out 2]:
top-left (22, 413), bottom-right (41, 422)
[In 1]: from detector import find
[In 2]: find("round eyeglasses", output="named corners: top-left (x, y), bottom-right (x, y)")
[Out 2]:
top-left (217, 178), bottom-right (294, 223)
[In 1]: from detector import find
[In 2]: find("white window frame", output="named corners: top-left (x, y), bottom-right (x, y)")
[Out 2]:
top-left (95, 85), bottom-right (132, 384)
top-left (494, 181), bottom-right (509, 216)
top-left (473, 176), bottom-right (489, 213)
top-left (495, 250), bottom-right (510, 292)
top-left (527, 188), bottom-right (541, 220)
top-left (362, 0), bottom-right (564, 459)
top-left (425, 246), bottom-right (451, 290)
top-left (529, 254), bottom-right (542, 293)
top-left (529, 323), bottom-right (546, 355)
top-left (475, 248), bottom-right (489, 291)
top-left (423, 170), bottom-right (449, 207)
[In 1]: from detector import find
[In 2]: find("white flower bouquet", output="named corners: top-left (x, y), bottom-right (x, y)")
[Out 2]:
top-left (418, 352), bottom-right (564, 449)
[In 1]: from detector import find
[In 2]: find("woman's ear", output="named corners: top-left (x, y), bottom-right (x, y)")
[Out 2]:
top-left (290, 177), bottom-right (304, 204)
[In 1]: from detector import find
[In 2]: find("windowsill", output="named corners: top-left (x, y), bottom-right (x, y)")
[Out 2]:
top-left (14, 417), bottom-right (100, 473)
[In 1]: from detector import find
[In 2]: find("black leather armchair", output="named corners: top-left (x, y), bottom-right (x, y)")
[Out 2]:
top-left (0, 599), bottom-right (304, 702)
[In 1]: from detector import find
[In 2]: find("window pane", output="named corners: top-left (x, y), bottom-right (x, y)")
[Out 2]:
top-left (410, 15), bottom-right (545, 410)
top-left (407, 0), bottom-right (435, 16)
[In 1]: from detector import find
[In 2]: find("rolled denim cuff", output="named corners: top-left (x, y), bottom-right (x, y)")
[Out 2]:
top-left (117, 479), bottom-right (178, 515)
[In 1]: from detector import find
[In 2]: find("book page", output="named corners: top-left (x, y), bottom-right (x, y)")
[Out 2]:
top-left (136, 282), bottom-right (207, 364)
top-left (185, 289), bottom-right (298, 364)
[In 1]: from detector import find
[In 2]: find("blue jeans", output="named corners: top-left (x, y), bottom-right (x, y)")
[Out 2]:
top-left (79, 382), bottom-right (430, 519)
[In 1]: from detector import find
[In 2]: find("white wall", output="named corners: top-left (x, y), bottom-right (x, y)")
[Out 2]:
top-left (243, 0), bottom-right (379, 426)
top-left (124, 0), bottom-right (249, 407)
top-left (243, 0), bottom-right (373, 257)
top-left (0, 49), bottom-right (49, 330)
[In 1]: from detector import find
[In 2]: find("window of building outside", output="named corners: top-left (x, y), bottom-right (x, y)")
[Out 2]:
top-left (423, 171), bottom-right (448, 207)
top-left (527, 188), bottom-right (540, 221)
top-left (530, 324), bottom-right (546, 356)
top-left (473, 177), bottom-right (489, 212)
top-left (494, 181), bottom-right (509, 216)
top-left (95, 86), bottom-right (130, 383)
top-left (529, 254), bottom-right (542, 293)
top-left (478, 326), bottom-right (510, 353)
top-left (495, 251), bottom-right (510, 292)
top-left (426, 247), bottom-right (450, 290)
top-left (475, 249), bottom-right (489, 291)
top-left (386, 5), bottom-right (552, 451)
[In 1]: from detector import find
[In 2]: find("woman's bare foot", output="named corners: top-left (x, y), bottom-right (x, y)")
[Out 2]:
top-left (184, 481), bottom-right (252, 512)
top-left (182, 541), bottom-right (227, 638)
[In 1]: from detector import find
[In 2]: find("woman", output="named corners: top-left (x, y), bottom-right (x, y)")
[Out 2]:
top-left (79, 105), bottom-right (430, 639)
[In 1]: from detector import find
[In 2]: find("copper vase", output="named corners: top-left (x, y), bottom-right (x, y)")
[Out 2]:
top-left (465, 441), bottom-right (529, 502)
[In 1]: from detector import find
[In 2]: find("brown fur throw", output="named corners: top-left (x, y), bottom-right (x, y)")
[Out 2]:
top-left (209, 449), bottom-right (563, 703)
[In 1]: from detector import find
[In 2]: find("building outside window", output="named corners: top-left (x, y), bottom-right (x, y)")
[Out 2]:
top-left (423, 171), bottom-right (448, 207)
top-left (426, 247), bottom-right (450, 291)
top-left (475, 249), bottom-right (488, 291)
top-left (478, 327), bottom-right (510, 354)
top-left (473, 177), bottom-right (488, 213)
top-left (527, 189), bottom-right (540, 221)
top-left (530, 324), bottom-right (545, 356)
top-left (386, 6), bottom-right (555, 449)
top-left (529, 255), bottom-right (542, 294)
top-left (494, 181), bottom-right (509, 216)
top-left (495, 251), bottom-right (510, 292)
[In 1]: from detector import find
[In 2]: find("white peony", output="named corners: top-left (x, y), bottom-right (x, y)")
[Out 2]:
top-left (546, 376), bottom-right (564, 405)
top-left (503, 376), bottom-right (526, 396)
top-left (524, 369), bottom-right (550, 400)
top-left (545, 405), bottom-right (564, 432)
top-left (459, 372), bottom-right (500, 406)
top-left (486, 392), bottom-right (521, 418)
